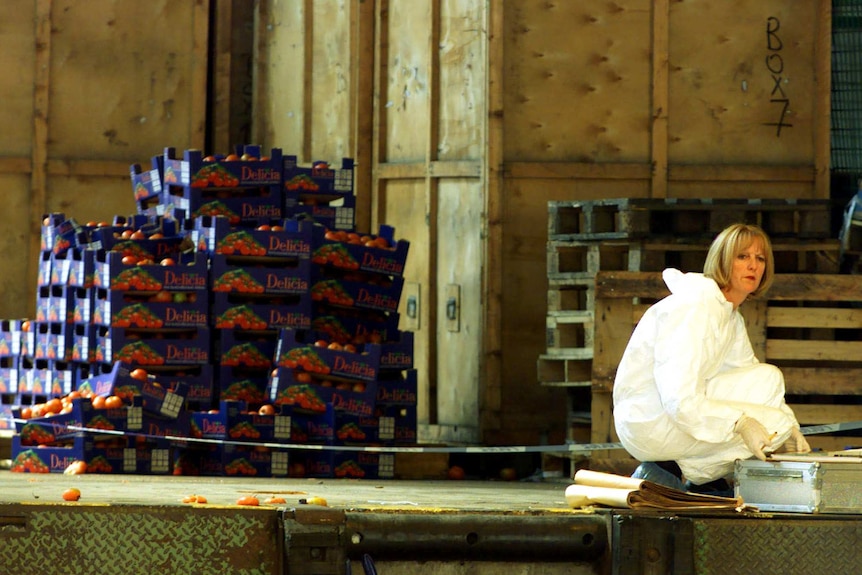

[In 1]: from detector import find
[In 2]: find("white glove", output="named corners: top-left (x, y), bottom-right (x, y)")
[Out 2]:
top-left (782, 427), bottom-right (811, 453)
top-left (734, 415), bottom-right (771, 461)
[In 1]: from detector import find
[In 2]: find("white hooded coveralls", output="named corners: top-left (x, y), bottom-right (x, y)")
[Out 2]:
top-left (612, 268), bottom-right (800, 485)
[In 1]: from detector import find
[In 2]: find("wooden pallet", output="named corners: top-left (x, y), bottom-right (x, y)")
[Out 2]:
top-left (548, 198), bottom-right (833, 241)
top-left (591, 271), bottom-right (862, 456)
top-left (548, 238), bottom-right (841, 277)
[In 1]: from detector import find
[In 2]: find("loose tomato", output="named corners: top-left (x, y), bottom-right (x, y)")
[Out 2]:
top-left (130, 368), bottom-right (149, 381)
top-left (64, 461), bottom-right (88, 475)
top-left (258, 404), bottom-right (276, 416)
top-left (264, 496), bottom-right (286, 504)
top-left (236, 495), bottom-right (259, 506)
top-left (62, 488), bottom-right (81, 501)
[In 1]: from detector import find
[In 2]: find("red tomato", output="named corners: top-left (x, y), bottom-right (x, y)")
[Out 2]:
top-left (258, 404), bottom-right (276, 416)
top-left (62, 488), bottom-right (81, 501)
top-left (64, 461), bottom-right (88, 475)
top-left (237, 495), bottom-right (259, 506)
top-left (130, 368), bottom-right (149, 381)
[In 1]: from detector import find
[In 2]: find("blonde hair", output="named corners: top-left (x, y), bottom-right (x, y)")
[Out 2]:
top-left (703, 223), bottom-right (774, 298)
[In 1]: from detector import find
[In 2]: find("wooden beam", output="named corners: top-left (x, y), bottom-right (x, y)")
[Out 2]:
top-left (650, 0), bottom-right (669, 198)
top-left (352, 0), bottom-right (375, 231)
top-left (189, 0), bottom-right (210, 149)
top-left (504, 162), bottom-right (815, 183)
top-left (302, 0), bottom-right (314, 161)
top-left (668, 165), bottom-right (815, 183)
top-left (29, 0), bottom-right (52, 299)
top-left (482, 0), bottom-right (505, 437)
top-left (46, 160), bottom-right (129, 178)
top-left (0, 157), bottom-right (32, 175)
top-left (376, 160), bottom-right (482, 180)
top-left (506, 161), bottom-right (650, 180)
top-left (595, 271), bottom-right (862, 303)
top-left (813, 0), bottom-right (832, 199)
top-left (211, 0), bottom-right (234, 153)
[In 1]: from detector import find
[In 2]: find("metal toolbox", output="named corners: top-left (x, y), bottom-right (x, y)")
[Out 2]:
top-left (735, 459), bottom-right (862, 514)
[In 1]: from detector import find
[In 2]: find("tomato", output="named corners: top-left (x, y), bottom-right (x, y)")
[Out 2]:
top-left (160, 257), bottom-right (176, 266)
top-left (62, 488), bottom-right (81, 501)
top-left (183, 494), bottom-right (207, 504)
top-left (258, 404), bottom-right (276, 416)
top-left (265, 496), bottom-right (286, 504)
top-left (327, 342), bottom-right (343, 351)
top-left (130, 368), bottom-right (149, 381)
top-left (104, 395), bottom-right (123, 410)
top-left (64, 460), bottom-right (88, 475)
top-left (43, 398), bottom-right (63, 415)
top-left (21, 320), bottom-right (31, 332)
top-left (314, 339), bottom-right (329, 348)
top-left (150, 291), bottom-right (173, 303)
top-left (130, 230), bottom-right (146, 240)
top-left (225, 154), bottom-right (240, 162)
top-left (499, 468), bottom-right (518, 481)
top-left (236, 495), bottom-right (259, 506)
top-left (447, 465), bottom-right (465, 480)
top-left (91, 395), bottom-right (106, 409)
top-left (302, 496), bottom-right (327, 507)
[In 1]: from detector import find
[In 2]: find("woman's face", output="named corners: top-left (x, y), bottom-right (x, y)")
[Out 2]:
top-left (723, 238), bottom-right (766, 307)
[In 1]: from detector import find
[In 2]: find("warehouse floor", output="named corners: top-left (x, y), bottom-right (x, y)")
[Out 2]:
top-left (2, 465), bottom-right (862, 574)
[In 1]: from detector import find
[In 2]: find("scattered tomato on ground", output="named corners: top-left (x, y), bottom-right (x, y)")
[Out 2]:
top-left (62, 488), bottom-right (81, 502)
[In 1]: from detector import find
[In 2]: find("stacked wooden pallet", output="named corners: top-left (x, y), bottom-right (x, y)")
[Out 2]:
top-left (539, 198), bottom-right (842, 470)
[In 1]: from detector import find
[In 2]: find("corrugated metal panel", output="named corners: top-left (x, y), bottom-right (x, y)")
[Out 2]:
top-left (0, 504), bottom-right (282, 575)
top-left (832, 1), bottom-right (862, 174)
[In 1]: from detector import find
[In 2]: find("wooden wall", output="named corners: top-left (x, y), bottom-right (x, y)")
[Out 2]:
top-left (1, 0), bottom-right (834, 450)
top-left (0, 0), bottom-right (208, 319)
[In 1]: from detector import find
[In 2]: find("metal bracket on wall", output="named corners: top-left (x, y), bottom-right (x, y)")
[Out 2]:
top-left (403, 282), bottom-right (420, 331)
top-left (445, 284), bottom-right (460, 332)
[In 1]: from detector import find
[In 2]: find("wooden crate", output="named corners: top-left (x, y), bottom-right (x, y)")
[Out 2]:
top-left (592, 271), bottom-right (862, 459)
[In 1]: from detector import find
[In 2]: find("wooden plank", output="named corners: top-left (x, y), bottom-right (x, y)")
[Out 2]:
top-left (302, 0), bottom-right (314, 160)
top-left (596, 271), bottom-right (862, 303)
top-left (767, 274), bottom-right (862, 301)
top-left (377, 161), bottom-right (482, 180)
top-left (814, 0), bottom-right (832, 199)
top-left (767, 340), bottom-right (862, 362)
top-left (507, 161), bottom-right (650, 180)
top-left (669, 165), bottom-right (816, 182)
top-left (740, 300), bottom-right (767, 363)
top-left (790, 403), bottom-right (862, 425)
top-left (353, 0), bottom-right (375, 229)
top-left (28, 0), bottom-right (52, 305)
top-left (0, 158), bottom-right (30, 175)
top-left (46, 159), bottom-right (129, 178)
top-left (783, 367), bottom-right (862, 396)
top-left (594, 271), bottom-right (666, 299)
top-left (210, 0), bottom-right (235, 153)
top-left (484, 0), bottom-right (504, 435)
top-left (768, 307), bottom-right (862, 329)
top-left (650, 0), bottom-right (669, 198)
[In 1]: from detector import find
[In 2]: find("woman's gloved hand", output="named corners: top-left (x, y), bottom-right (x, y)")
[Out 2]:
top-left (783, 427), bottom-right (811, 454)
top-left (734, 415), bottom-right (771, 461)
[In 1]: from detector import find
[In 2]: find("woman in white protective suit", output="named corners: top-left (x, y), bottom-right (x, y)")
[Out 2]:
top-left (612, 223), bottom-right (811, 495)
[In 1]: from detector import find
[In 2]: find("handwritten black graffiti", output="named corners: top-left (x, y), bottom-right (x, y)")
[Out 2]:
top-left (765, 16), bottom-right (792, 137)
